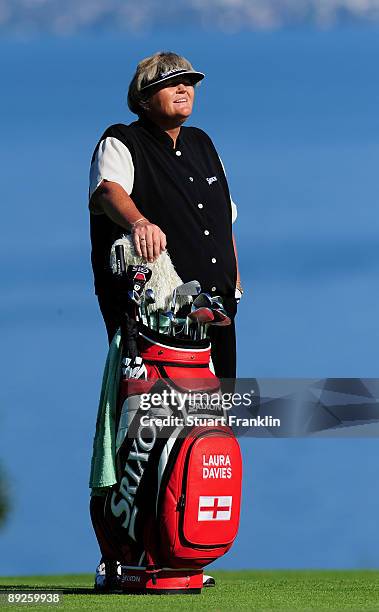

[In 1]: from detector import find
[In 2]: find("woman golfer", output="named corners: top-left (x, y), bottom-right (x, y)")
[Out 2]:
top-left (89, 50), bottom-right (242, 379)
top-left (88, 51), bottom-right (243, 590)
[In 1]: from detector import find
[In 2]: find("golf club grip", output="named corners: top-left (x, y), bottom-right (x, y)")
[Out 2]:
top-left (115, 244), bottom-right (126, 276)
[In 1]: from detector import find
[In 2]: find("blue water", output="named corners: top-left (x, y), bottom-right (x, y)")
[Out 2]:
top-left (1, 28), bottom-right (379, 575)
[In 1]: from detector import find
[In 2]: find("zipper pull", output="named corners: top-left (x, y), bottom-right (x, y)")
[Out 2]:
top-left (177, 494), bottom-right (185, 511)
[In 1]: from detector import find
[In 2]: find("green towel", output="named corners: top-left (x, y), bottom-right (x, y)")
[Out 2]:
top-left (89, 329), bottom-right (123, 493)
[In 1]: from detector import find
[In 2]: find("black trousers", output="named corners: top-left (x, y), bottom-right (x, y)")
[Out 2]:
top-left (97, 293), bottom-right (237, 379)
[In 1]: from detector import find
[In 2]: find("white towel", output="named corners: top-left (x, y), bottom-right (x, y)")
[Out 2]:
top-left (110, 234), bottom-right (193, 311)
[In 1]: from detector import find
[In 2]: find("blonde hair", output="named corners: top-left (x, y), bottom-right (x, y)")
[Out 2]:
top-left (128, 51), bottom-right (196, 115)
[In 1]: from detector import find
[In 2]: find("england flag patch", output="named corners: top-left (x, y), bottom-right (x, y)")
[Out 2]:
top-left (198, 496), bottom-right (232, 521)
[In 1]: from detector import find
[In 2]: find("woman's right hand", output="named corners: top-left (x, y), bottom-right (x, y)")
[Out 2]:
top-left (131, 219), bottom-right (167, 263)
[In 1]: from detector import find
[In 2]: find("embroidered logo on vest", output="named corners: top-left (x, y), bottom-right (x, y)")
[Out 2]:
top-left (206, 176), bottom-right (218, 185)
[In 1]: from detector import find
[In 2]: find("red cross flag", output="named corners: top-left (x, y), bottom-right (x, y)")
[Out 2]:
top-left (198, 496), bottom-right (232, 521)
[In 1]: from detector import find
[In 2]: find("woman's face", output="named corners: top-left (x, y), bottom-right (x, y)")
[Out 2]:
top-left (146, 79), bottom-right (195, 125)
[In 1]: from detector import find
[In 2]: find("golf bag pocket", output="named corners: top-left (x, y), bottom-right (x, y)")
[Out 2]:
top-left (158, 426), bottom-right (242, 568)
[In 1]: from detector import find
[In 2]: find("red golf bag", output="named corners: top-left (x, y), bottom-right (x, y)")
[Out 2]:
top-left (92, 323), bottom-right (242, 594)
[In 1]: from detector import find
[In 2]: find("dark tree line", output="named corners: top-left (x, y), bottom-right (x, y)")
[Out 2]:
top-left (0, 466), bottom-right (9, 527)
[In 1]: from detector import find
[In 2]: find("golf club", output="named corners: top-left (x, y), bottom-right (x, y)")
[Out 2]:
top-left (188, 307), bottom-right (214, 340)
top-left (144, 288), bottom-right (155, 328)
top-left (171, 280), bottom-right (201, 314)
top-left (158, 312), bottom-right (173, 334)
top-left (192, 292), bottom-right (213, 310)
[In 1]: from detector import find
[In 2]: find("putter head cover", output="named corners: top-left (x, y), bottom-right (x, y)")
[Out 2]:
top-left (110, 235), bottom-right (192, 312)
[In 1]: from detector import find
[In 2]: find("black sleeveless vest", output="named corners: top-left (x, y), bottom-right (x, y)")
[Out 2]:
top-left (89, 117), bottom-right (237, 304)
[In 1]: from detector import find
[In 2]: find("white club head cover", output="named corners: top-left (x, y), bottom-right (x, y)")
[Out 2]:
top-left (122, 356), bottom-right (147, 380)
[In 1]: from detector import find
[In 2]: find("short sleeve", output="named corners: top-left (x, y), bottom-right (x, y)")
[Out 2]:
top-left (230, 198), bottom-right (238, 224)
top-left (89, 136), bottom-right (135, 199)
top-left (218, 156), bottom-right (238, 224)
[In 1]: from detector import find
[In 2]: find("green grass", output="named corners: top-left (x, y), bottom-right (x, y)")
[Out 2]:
top-left (1, 571), bottom-right (379, 611)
